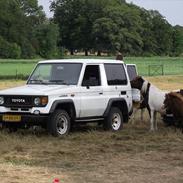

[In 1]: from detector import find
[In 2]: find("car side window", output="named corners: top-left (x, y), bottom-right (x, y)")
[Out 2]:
top-left (82, 65), bottom-right (101, 87)
top-left (127, 65), bottom-right (137, 81)
top-left (104, 64), bottom-right (127, 85)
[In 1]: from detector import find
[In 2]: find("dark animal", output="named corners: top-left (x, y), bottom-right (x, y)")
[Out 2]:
top-left (164, 92), bottom-right (183, 130)
top-left (116, 52), bottom-right (123, 61)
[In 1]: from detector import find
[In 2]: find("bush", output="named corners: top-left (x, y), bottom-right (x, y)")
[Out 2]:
top-left (21, 40), bottom-right (36, 59)
top-left (0, 36), bottom-right (21, 58)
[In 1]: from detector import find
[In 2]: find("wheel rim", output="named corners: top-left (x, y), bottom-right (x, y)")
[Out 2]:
top-left (112, 113), bottom-right (121, 130)
top-left (56, 114), bottom-right (68, 135)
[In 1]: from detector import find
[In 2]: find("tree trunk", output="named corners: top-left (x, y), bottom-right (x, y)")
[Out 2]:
top-left (70, 49), bottom-right (74, 55)
top-left (85, 50), bottom-right (88, 56)
top-left (97, 50), bottom-right (101, 56)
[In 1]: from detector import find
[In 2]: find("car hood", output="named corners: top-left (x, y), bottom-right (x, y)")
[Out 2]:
top-left (0, 84), bottom-right (76, 96)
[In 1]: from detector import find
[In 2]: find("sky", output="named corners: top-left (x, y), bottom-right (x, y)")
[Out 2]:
top-left (38, 0), bottom-right (183, 26)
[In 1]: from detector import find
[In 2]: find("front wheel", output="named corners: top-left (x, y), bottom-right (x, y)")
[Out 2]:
top-left (104, 107), bottom-right (123, 131)
top-left (48, 109), bottom-right (71, 137)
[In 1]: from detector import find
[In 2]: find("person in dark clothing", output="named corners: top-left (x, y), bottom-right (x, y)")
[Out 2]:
top-left (116, 52), bottom-right (123, 61)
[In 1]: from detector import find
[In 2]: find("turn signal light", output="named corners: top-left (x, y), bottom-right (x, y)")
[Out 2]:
top-left (41, 96), bottom-right (48, 106)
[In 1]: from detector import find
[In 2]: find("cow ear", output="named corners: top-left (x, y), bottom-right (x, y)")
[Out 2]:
top-left (139, 76), bottom-right (144, 82)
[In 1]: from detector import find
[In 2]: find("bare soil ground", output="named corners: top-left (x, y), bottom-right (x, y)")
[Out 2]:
top-left (0, 75), bottom-right (183, 183)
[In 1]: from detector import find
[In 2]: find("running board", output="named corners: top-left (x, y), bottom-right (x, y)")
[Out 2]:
top-left (75, 118), bottom-right (104, 122)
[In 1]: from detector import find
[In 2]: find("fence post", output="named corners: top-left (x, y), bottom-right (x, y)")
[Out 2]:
top-left (15, 69), bottom-right (18, 80)
top-left (148, 65), bottom-right (150, 76)
top-left (162, 65), bottom-right (164, 75)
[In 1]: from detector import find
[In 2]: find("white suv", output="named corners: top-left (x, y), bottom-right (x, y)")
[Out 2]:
top-left (0, 59), bottom-right (133, 136)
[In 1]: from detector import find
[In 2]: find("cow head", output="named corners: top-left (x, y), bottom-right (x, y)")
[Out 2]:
top-left (130, 76), bottom-right (145, 90)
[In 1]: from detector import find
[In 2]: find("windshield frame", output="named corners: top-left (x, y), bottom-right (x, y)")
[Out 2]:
top-left (27, 62), bottom-right (83, 85)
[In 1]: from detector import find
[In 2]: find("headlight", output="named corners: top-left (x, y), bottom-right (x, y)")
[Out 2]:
top-left (34, 97), bottom-right (41, 106)
top-left (34, 96), bottom-right (48, 106)
top-left (0, 96), bottom-right (4, 105)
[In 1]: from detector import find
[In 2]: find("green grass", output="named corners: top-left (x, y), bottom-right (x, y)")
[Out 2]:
top-left (0, 57), bottom-right (182, 77)
top-left (0, 62), bottom-right (35, 76)
top-left (125, 57), bottom-right (183, 76)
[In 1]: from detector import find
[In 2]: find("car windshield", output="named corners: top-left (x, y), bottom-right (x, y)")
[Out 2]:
top-left (27, 63), bottom-right (82, 85)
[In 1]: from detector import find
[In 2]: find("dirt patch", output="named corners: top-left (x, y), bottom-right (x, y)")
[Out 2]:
top-left (0, 80), bottom-right (25, 90)
top-left (0, 163), bottom-right (71, 183)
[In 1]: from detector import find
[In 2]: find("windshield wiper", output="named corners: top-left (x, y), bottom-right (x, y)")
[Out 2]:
top-left (28, 79), bottom-right (49, 85)
top-left (48, 80), bottom-right (68, 85)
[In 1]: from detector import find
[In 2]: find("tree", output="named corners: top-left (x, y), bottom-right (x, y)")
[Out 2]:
top-left (150, 10), bottom-right (173, 55)
top-left (93, 17), bottom-right (118, 55)
top-left (0, 0), bottom-right (61, 59)
top-left (33, 23), bottom-right (59, 58)
top-left (0, 36), bottom-right (21, 58)
top-left (52, 0), bottom-right (175, 56)
top-left (52, 0), bottom-right (115, 55)
top-left (172, 26), bottom-right (183, 56)
top-left (93, 4), bottom-right (143, 55)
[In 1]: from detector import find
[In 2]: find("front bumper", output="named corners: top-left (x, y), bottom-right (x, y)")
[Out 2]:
top-left (0, 113), bottom-right (49, 125)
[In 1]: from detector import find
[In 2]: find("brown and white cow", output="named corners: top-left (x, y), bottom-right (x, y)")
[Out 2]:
top-left (131, 76), bottom-right (167, 131)
top-left (164, 92), bottom-right (183, 130)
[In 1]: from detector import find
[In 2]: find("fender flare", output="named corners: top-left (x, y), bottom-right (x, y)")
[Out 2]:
top-left (49, 99), bottom-right (76, 119)
top-left (103, 98), bottom-right (129, 122)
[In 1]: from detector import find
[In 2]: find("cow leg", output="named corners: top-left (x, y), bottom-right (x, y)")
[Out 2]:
top-left (141, 108), bottom-right (145, 122)
top-left (150, 110), bottom-right (155, 131)
top-left (154, 111), bottom-right (158, 130)
top-left (131, 107), bottom-right (138, 124)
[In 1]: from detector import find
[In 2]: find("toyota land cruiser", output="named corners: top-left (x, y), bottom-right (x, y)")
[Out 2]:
top-left (0, 59), bottom-right (134, 136)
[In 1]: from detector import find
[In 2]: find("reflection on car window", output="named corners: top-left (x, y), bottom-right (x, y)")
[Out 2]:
top-left (28, 63), bottom-right (82, 85)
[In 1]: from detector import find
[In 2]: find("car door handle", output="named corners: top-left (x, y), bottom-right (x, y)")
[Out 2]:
top-left (121, 91), bottom-right (126, 95)
top-left (99, 92), bottom-right (103, 95)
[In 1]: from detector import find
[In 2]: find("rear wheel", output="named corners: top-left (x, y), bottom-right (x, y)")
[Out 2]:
top-left (48, 109), bottom-right (71, 137)
top-left (104, 107), bottom-right (123, 131)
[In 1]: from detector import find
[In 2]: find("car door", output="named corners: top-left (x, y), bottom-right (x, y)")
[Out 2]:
top-left (104, 63), bottom-right (132, 111)
top-left (79, 64), bottom-right (107, 118)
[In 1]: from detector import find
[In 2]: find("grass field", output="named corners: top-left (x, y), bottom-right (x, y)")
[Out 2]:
top-left (0, 75), bottom-right (183, 183)
top-left (0, 57), bottom-right (183, 78)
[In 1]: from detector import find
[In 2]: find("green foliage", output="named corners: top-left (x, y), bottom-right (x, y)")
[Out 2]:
top-left (0, 0), bottom-right (59, 59)
top-left (172, 26), bottom-right (183, 56)
top-left (33, 23), bottom-right (60, 58)
top-left (0, 0), bottom-right (182, 58)
top-left (0, 37), bottom-right (21, 58)
top-left (52, 0), bottom-right (176, 56)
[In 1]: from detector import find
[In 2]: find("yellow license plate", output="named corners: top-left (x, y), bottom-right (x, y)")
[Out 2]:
top-left (2, 115), bottom-right (21, 122)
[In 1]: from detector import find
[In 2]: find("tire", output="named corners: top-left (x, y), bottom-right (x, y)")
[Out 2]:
top-left (48, 109), bottom-right (71, 137)
top-left (104, 107), bottom-right (123, 131)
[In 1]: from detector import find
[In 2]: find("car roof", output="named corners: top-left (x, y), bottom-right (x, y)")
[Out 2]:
top-left (38, 59), bottom-right (124, 64)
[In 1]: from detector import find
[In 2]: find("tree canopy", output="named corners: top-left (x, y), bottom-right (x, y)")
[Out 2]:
top-left (0, 0), bottom-right (59, 58)
top-left (0, 0), bottom-right (183, 58)
top-left (51, 0), bottom-right (183, 56)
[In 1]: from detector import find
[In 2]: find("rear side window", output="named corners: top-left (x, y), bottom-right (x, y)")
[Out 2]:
top-left (104, 64), bottom-right (127, 85)
top-left (127, 65), bottom-right (137, 81)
